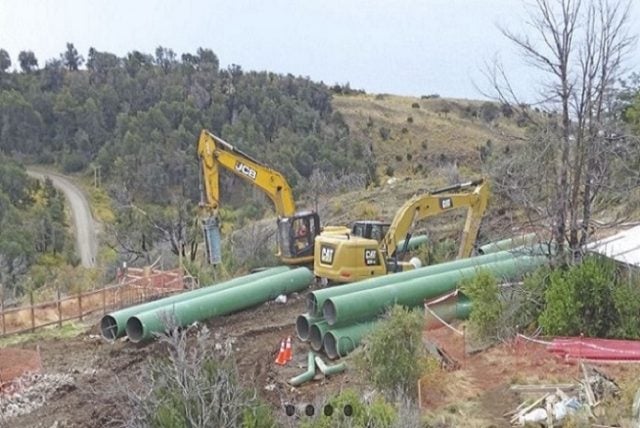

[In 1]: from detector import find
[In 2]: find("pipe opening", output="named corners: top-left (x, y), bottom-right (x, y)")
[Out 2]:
top-left (309, 324), bottom-right (324, 351)
top-left (295, 315), bottom-right (311, 341)
top-left (323, 332), bottom-right (338, 359)
top-left (306, 294), bottom-right (318, 315)
top-left (100, 315), bottom-right (119, 340)
top-left (126, 317), bottom-right (145, 343)
top-left (322, 300), bottom-right (338, 326)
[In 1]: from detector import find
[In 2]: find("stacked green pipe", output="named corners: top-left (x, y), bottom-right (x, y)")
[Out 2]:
top-left (306, 248), bottom-right (536, 317)
top-left (100, 266), bottom-right (290, 340)
top-left (323, 256), bottom-right (544, 327)
top-left (295, 245), bottom-right (548, 359)
top-left (126, 267), bottom-right (313, 343)
top-left (478, 233), bottom-right (537, 255)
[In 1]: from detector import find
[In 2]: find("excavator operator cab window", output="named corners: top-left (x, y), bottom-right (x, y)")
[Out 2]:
top-left (351, 221), bottom-right (389, 242)
top-left (278, 213), bottom-right (319, 259)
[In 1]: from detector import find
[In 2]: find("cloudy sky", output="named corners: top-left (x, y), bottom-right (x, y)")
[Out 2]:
top-left (1, 0), bottom-right (638, 100)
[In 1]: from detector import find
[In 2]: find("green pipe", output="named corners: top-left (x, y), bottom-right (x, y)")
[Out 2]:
top-left (323, 256), bottom-right (545, 327)
top-left (306, 249), bottom-right (527, 316)
top-left (478, 233), bottom-right (537, 255)
top-left (323, 321), bottom-right (377, 359)
top-left (314, 355), bottom-right (346, 376)
top-left (289, 352), bottom-right (316, 386)
top-left (396, 235), bottom-right (429, 252)
top-left (126, 267), bottom-right (313, 342)
top-left (424, 294), bottom-right (472, 330)
top-left (100, 266), bottom-right (289, 340)
top-left (309, 321), bottom-right (331, 352)
top-left (295, 313), bottom-right (324, 341)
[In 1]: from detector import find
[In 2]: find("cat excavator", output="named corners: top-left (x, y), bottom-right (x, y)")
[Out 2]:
top-left (313, 179), bottom-right (489, 283)
top-left (197, 130), bottom-right (348, 266)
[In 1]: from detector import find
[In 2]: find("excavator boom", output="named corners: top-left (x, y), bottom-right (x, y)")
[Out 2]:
top-left (382, 179), bottom-right (488, 259)
top-left (197, 129), bottom-right (320, 265)
top-left (314, 179), bottom-right (489, 282)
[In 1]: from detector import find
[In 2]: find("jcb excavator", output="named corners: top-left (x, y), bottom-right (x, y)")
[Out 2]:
top-left (197, 129), bottom-right (347, 266)
top-left (313, 179), bottom-right (489, 283)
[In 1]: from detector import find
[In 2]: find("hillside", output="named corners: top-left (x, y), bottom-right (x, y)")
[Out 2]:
top-left (333, 93), bottom-right (524, 181)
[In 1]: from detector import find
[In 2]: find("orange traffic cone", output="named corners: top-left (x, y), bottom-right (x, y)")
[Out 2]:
top-left (275, 339), bottom-right (287, 365)
top-left (283, 336), bottom-right (293, 362)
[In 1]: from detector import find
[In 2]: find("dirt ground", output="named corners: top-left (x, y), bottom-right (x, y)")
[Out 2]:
top-left (2, 291), bottom-right (636, 427)
top-left (2, 291), bottom-right (353, 428)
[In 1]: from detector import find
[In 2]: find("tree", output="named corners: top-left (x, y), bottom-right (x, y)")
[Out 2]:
top-left (62, 42), bottom-right (83, 71)
top-left (18, 50), bottom-right (38, 73)
top-left (0, 49), bottom-right (11, 72)
top-left (488, 0), bottom-right (637, 260)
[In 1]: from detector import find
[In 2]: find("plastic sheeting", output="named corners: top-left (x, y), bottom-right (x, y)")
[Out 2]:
top-left (548, 337), bottom-right (640, 362)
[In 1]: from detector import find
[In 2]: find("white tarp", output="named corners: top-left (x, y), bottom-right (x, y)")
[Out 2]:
top-left (588, 225), bottom-right (640, 267)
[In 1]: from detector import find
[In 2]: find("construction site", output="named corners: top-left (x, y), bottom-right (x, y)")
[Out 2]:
top-left (1, 128), bottom-right (640, 427)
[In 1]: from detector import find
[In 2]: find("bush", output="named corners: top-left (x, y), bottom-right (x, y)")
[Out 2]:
top-left (62, 152), bottom-right (86, 173)
top-left (411, 102), bottom-right (420, 109)
top-left (300, 389), bottom-right (397, 428)
top-left (407, 116), bottom-right (413, 123)
top-left (539, 256), bottom-right (619, 337)
top-left (357, 306), bottom-right (432, 399)
top-left (127, 326), bottom-right (277, 428)
top-left (379, 127), bottom-right (391, 141)
top-left (461, 270), bottom-right (502, 340)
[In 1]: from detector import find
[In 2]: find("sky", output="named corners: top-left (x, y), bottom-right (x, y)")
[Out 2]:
top-left (1, 0), bottom-right (639, 101)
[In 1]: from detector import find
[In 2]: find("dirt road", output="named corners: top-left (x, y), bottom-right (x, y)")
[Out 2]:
top-left (26, 169), bottom-right (97, 268)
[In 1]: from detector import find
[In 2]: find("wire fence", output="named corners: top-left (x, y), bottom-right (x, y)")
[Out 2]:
top-left (0, 268), bottom-right (185, 338)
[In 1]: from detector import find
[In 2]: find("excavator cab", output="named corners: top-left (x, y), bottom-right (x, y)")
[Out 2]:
top-left (351, 221), bottom-right (390, 242)
top-left (277, 211), bottom-right (321, 264)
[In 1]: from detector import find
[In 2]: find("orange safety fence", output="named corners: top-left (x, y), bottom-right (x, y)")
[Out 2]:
top-left (0, 268), bottom-right (185, 338)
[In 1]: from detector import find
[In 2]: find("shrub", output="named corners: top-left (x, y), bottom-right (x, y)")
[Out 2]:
top-left (299, 389), bottom-right (397, 428)
top-left (407, 116), bottom-right (413, 123)
top-left (385, 165), bottom-right (394, 177)
top-left (461, 270), bottom-right (502, 340)
top-left (379, 127), bottom-right (391, 141)
top-left (357, 306), bottom-right (432, 399)
top-left (539, 256), bottom-right (619, 337)
top-left (411, 102), bottom-right (420, 109)
top-left (125, 326), bottom-right (277, 428)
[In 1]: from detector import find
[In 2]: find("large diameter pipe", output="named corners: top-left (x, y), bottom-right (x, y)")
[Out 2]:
top-left (396, 235), bottom-right (429, 252)
top-left (309, 321), bottom-right (331, 352)
top-left (295, 313), bottom-right (324, 341)
top-left (100, 266), bottom-right (289, 340)
top-left (323, 256), bottom-right (545, 327)
top-left (478, 233), bottom-right (537, 255)
top-left (425, 294), bottom-right (472, 330)
top-left (307, 249), bottom-right (527, 316)
top-left (126, 267), bottom-right (313, 343)
top-left (323, 322), bottom-right (377, 359)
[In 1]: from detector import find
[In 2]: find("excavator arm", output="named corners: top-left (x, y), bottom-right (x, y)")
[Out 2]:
top-left (197, 129), bottom-right (320, 265)
top-left (382, 179), bottom-right (489, 260)
top-left (197, 130), bottom-right (297, 218)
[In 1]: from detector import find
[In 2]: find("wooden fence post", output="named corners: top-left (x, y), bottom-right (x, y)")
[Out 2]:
top-left (1, 292), bottom-right (5, 336)
top-left (30, 291), bottom-right (35, 332)
top-left (102, 286), bottom-right (107, 315)
top-left (57, 287), bottom-right (62, 328)
top-left (78, 291), bottom-right (83, 322)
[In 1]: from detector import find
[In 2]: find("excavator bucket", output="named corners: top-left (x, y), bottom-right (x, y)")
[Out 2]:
top-left (202, 217), bottom-right (222, 265)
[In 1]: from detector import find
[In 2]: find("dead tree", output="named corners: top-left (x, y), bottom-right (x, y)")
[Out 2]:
top-left (487, 0), bottom-right (637, 261)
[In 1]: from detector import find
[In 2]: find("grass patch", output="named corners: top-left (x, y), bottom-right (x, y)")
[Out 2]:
top-left (0, 321), bottom-right (86, 347)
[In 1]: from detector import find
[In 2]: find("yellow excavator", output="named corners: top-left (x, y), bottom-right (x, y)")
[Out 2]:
top-left (313, 179), bottom-right (489, 283)
top-left (197, 129), bottom-right (348, 266)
